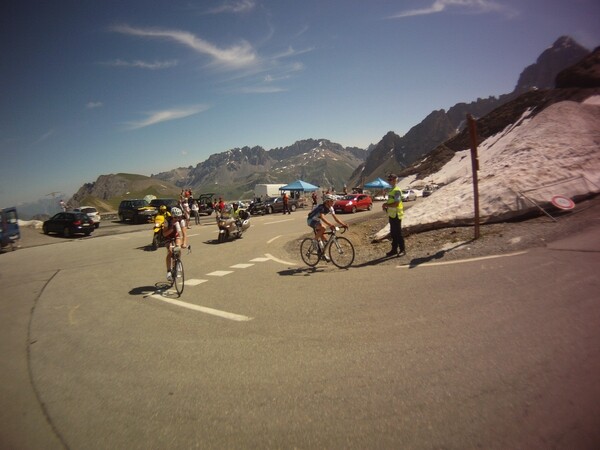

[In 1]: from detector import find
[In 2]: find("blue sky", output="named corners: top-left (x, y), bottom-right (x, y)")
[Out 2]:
top-left (1, 0), bottom-right (599, 207)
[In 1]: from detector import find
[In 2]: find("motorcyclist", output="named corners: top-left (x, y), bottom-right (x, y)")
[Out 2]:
top-left (157, 205), bottom-right (170, 221)
top-left (152, 205), bottom-right (171, 249)
top-left (231, 203), bottom-right (242, 231)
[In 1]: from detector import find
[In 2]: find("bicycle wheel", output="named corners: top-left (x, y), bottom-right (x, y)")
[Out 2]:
top-left (328, 236), bottom-right (355, 269)
top-left (300, 238), bottom-right (320, 267)
top-left (173, 259), bottom-right (185, 296)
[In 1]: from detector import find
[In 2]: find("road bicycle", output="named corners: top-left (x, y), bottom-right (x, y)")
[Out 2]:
top-left (300, 227), bottom-right (355, 269)
top-left (169, 244), bottom-right (185, 296)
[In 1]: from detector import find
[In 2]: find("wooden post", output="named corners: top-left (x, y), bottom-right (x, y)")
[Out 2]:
top-left (467, 114), bottom-right (480, 239)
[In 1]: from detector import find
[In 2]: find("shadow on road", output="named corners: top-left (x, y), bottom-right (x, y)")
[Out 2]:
top-left (277, 267), bottom-right (325, 276)
top-left (406, 239), bottom-right (477, 268)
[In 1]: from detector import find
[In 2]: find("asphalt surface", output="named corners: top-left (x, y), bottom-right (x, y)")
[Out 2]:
top-left (1, 210), bottom-right (599, 449)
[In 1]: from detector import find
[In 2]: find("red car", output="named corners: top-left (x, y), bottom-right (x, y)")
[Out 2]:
top-left (333, 194), bottom-right (373, 214)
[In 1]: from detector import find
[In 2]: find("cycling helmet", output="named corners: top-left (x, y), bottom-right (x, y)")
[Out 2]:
top-left (171, 207), bottom-right (183, 217)
top-left (159, 205), bottom-right (167, 212)
top-left (324, 194), bottom-right (336, 202)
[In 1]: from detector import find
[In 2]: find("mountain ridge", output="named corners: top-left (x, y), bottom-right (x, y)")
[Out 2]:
top-left (59, 36), bottom-right (596, 215)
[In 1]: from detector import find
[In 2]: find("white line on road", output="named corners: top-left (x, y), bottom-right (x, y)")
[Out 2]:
top-left (265, 219), bottom-right (294, 225)
top-left (230, 263), bottom-right (254, 269)
top-left (267, 235), bottom-right (281, 244)
top-left (207, 270), bottom-right (234, 276)
top-left (397, 251), bottom-right (528, 268)
top-left (148, 294), bottom-right (253, 321)
top-left (265, 253), bottom-right (296, 266)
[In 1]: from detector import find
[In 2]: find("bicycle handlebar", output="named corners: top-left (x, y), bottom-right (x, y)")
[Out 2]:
top-left (325, 225), bottom-right (348, 235)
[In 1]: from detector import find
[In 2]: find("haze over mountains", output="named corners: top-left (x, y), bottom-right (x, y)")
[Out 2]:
top-left (19, 36), bottom-right (596, 218)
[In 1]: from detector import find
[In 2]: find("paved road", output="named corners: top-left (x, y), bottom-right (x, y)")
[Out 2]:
top-left (1, 210), bottom-right (599, 449)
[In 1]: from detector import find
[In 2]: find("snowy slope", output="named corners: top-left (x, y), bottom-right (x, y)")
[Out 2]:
top-left (397, 97), bottom-right (600, 231)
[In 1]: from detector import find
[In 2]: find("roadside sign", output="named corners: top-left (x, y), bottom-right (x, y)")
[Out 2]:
top-left (551, 195), bottom-right (575, 210)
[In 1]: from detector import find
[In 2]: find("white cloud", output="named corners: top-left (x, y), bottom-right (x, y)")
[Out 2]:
top-left (206, 0), bottom-right (256, 14)
top-left (31, 129), bottom-right (54, 146)
top-left (111, 24), bottom-right (257, 70)
top-left (125, 104), bottom-right (210, 130)
top-left (389, 0), bottom-right (517, 19)
top-left (103, 59), bottom-right (178, 70)
top-left (239, 86), bottom-right (286, 94)
top-left (86, 101), bottom-right (103, 109)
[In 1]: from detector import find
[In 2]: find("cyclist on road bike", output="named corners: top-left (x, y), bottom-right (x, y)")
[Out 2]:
top-left (162, 206), bottom-right (184, 282)
top-left (307, 194), bottom-right (348, 253)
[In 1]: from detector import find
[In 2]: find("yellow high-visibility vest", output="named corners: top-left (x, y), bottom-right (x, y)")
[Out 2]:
top-left (386, 186), bottom-right (404, 219)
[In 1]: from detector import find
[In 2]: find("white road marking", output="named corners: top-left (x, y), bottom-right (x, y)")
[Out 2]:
top-left (265, 219), bottom-right (294, 225)
top-left (207, 270), bottom-right (234, 276)
top-left (186, 279), bottom-right (208, 286)
top-left (251, 257), bottom-right (271, 262)
top-left (147, 295), bottom-right (252, 321)
top-left (397, 251), bottom-right (528, 268)
top-left (265, 253), bottom-right (297, 266)
top-left (267, 235), bottom-right (281, 244)
top-left (230, 263), bottom-right (254, 269)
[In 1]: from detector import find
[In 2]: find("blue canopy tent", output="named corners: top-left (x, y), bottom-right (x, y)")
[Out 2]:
top-left (279, 180), bottom-right (319, 192)
top-left (363, 177), bottom-right (391, 189)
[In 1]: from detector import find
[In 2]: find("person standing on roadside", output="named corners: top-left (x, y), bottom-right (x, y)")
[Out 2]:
top-left (282, 191), bottom-right (291, 214)
top-left (382, 174), bottom-right (406, 257)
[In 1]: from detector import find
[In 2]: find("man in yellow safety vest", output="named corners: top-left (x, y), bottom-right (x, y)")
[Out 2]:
top-left (382, 174), bottom-right (406, 257)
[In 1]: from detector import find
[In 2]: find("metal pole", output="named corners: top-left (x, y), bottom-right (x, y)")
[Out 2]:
top-left (467, 114), bottom-right (480, 239)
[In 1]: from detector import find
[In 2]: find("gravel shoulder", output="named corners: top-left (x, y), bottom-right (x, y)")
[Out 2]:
top-left (284, 195), bottom-right (600, 266)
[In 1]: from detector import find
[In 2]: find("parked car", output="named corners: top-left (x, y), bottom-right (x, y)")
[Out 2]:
top-left (118, 199), bottom-right (157, 223)
top-left (196, 193), bottom-right (215, 216)
top-left (73, 206), bottom-right (101, 228)
top-left (402, 189), bottom-right (417, 202)
top-left (43, 212), bottom-right (95, 237)
top-left (1, 207), bottom-right (20, 251)
top-left (422, 184), bottom-right (439, 197)
top-left (263, 196), bottom-right (298, 214)
top-left (333, 194), bottom-right (373, 214)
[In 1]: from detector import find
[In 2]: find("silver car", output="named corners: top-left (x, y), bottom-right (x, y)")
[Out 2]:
top-left (73, 206), bottom-right (101, 228)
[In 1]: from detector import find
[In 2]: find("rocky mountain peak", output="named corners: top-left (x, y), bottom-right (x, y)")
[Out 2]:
top-left (514, 35), bottom-right (590, 93)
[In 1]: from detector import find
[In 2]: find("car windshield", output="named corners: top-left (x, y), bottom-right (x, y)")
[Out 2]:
top-left (342, 195), bottom-right (357, 200)
top-left (132, 200), bottom-right (149, 207)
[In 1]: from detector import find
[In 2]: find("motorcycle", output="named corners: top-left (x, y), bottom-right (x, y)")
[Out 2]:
top-left (151, 214), bottom-right (167, 250)
top-left (216, 208), bottom-right (250, 243)
top-left (248, 200), bottom-right (267, 216)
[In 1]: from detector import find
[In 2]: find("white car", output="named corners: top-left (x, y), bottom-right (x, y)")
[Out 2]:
top-left (402, 189), bottom-right (417, 202)
top-left (73, 206), bottom-right (101, 228)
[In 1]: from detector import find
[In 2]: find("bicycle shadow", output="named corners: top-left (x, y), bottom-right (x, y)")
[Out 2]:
top-left (129, 283), bottom-right (178, 298)
top-left (277, 266), bottom-right (326, 276)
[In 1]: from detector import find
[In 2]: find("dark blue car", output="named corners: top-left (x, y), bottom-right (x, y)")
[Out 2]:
top-left (43, 212), bottom-right (94, 237)
top-left (0, 207), bottom-right (20, 251)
